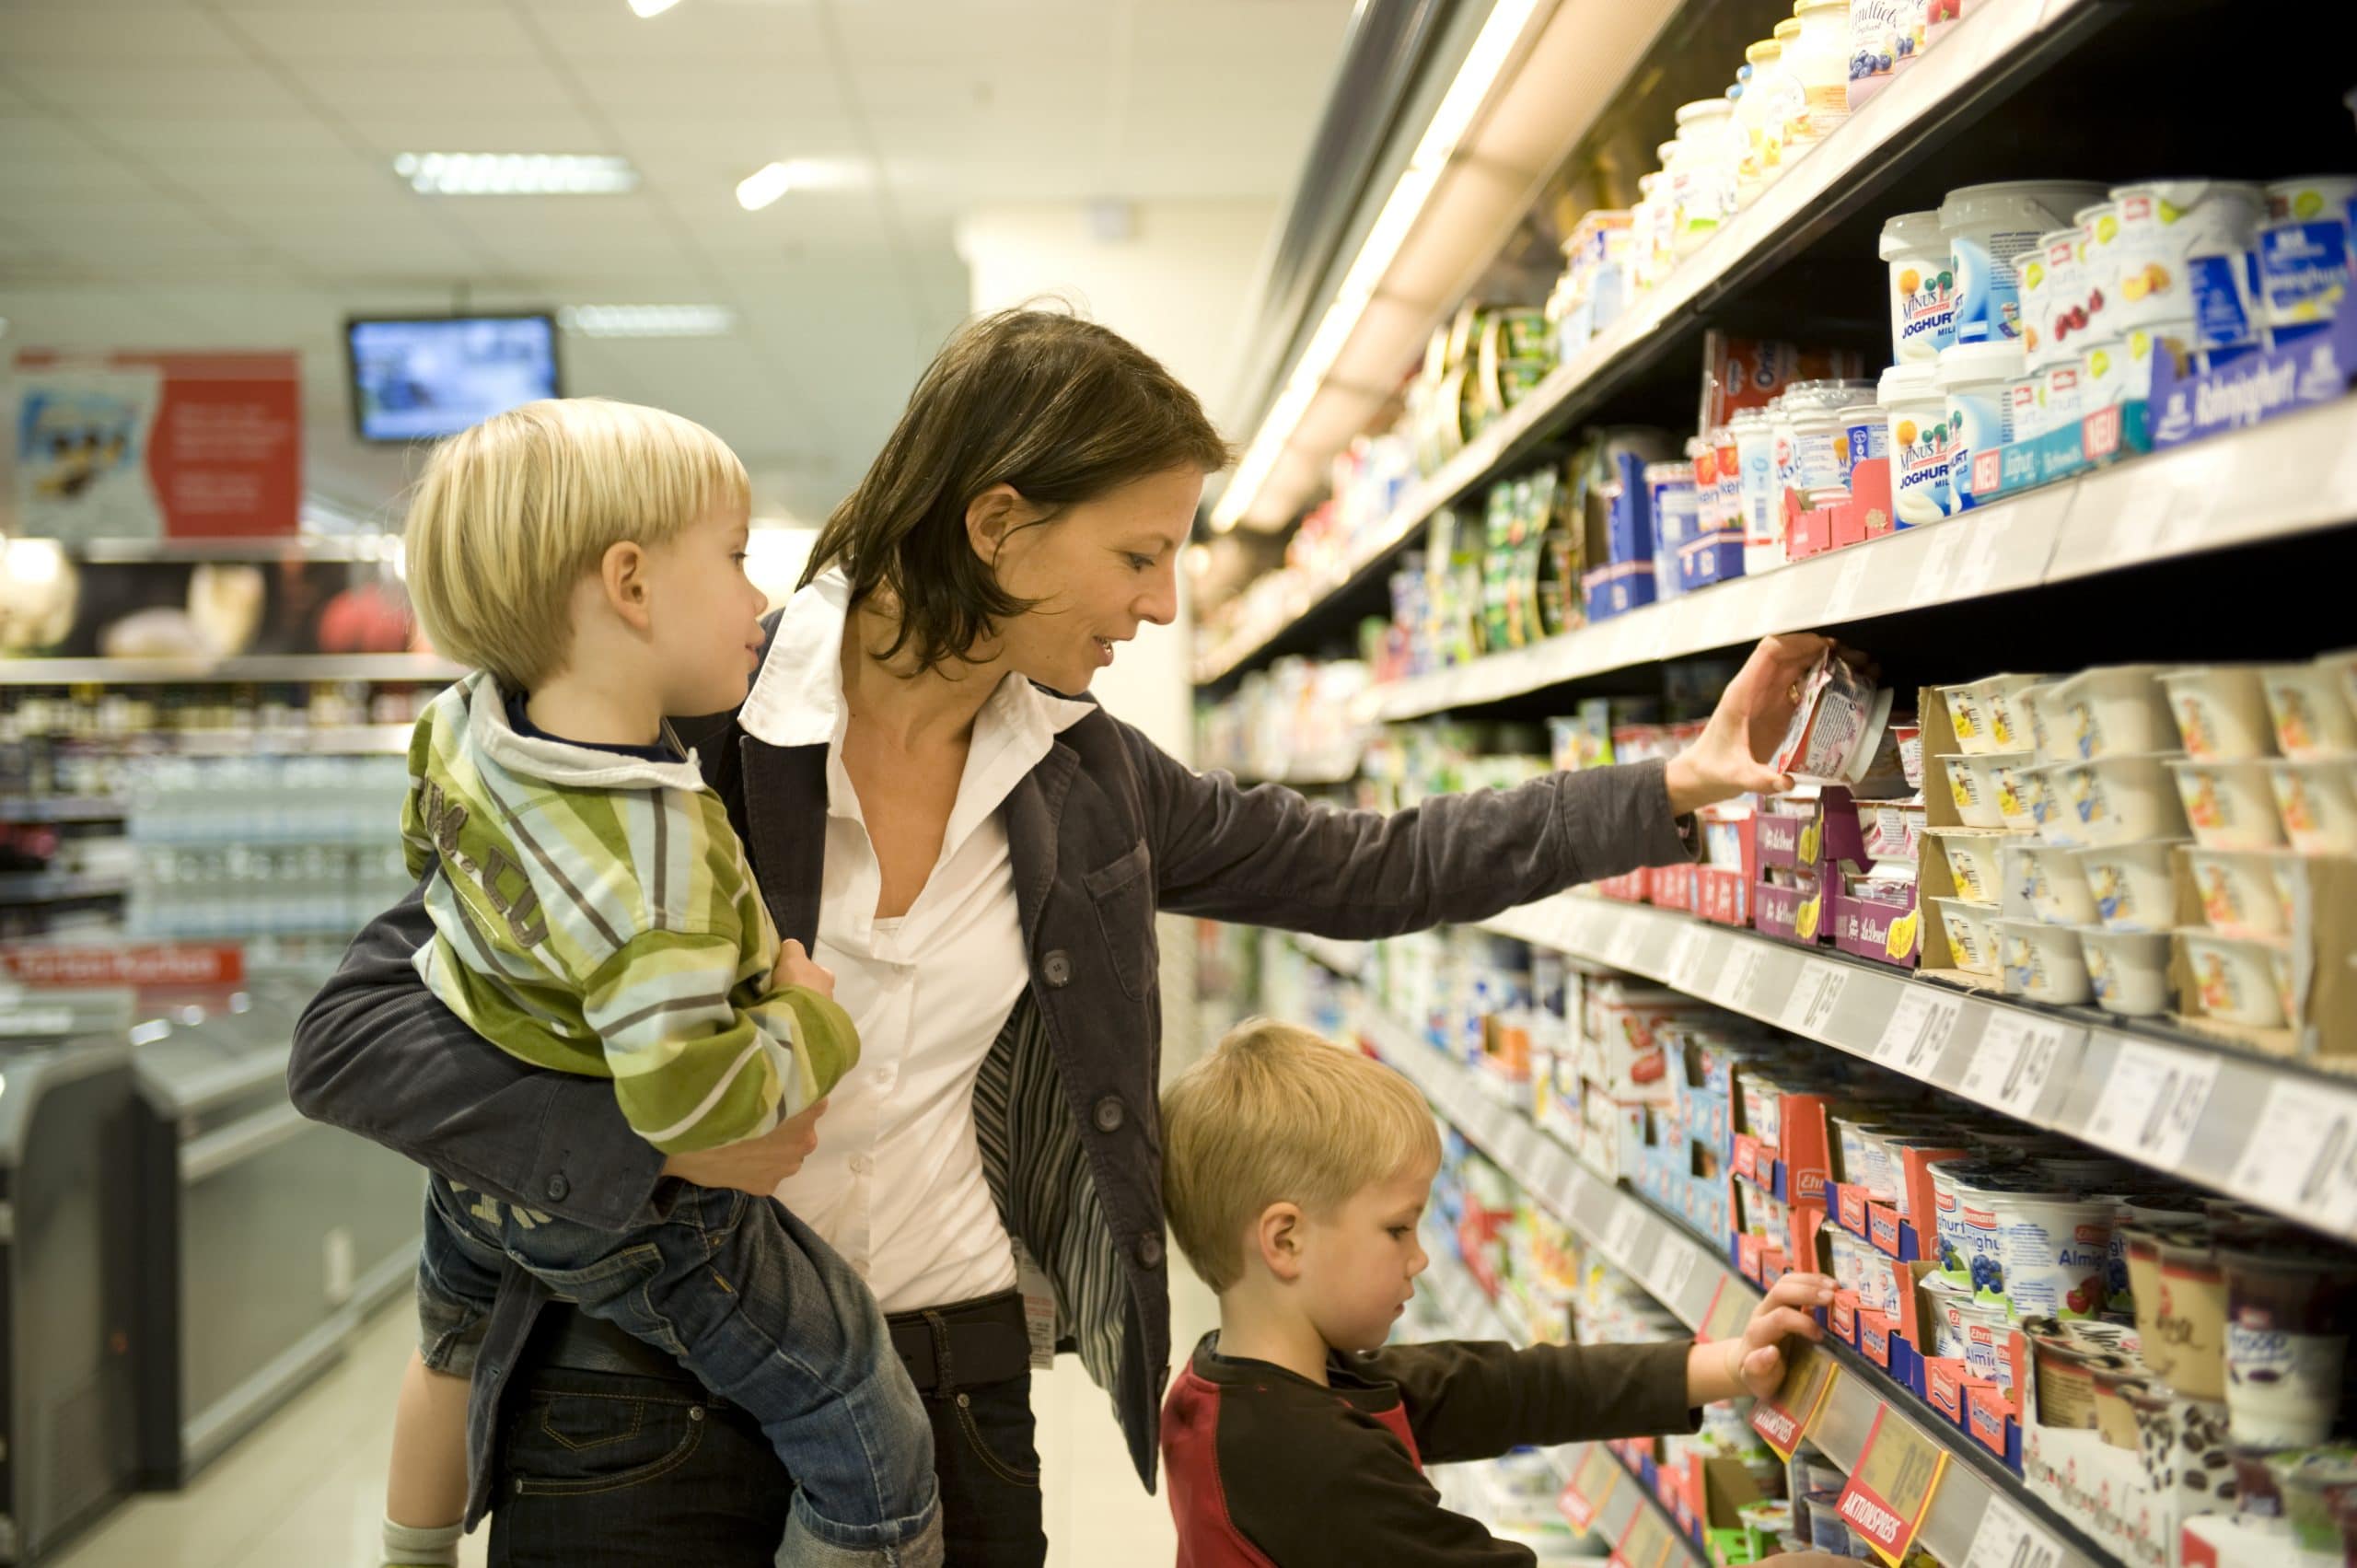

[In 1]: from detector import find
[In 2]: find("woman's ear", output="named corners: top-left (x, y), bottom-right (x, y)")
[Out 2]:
top-left (599, 540), bottom-right (654, 632)
top-left (964, 483), bottom-right (1028, 568)
top-left (1254, 1202), bottom-right (1307, 1283)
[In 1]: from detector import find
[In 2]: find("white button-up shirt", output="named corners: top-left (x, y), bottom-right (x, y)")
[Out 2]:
top-left (737, 569), bottom-right (1093, 1312)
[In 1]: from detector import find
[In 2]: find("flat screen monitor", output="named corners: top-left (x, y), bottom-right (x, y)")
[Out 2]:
top-left (345, 311), bottom-right (561, 442)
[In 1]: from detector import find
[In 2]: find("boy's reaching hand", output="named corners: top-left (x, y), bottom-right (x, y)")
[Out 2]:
top-left (772, 938), bottom-right (835, 998)
top-left (1731, 1272), bottom-right (1835, 1400)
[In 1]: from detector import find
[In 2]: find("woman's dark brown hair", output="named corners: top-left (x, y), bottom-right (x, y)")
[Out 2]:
top-left (801, 304), bottom-right (1231, 673)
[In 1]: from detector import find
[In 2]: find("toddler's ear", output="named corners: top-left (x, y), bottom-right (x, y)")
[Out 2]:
top-left (1254, 1202), bottom-right (1306, 1282)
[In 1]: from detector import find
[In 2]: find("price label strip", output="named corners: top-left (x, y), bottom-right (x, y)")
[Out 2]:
top-left (1648, 1244), bottom-right (1701, 1312)
top-left (1561, 1444), bottom-right (1623, 1533)
top-left (2228, 1078), bottom-right (2357, 1240)
top-left (1604, 1202), bottom-right (1652, 1267)
top-left (1750, 1341), bottom-right (1840, 1460)
top-left (1782, 963), bottom-right (1837, 1034)
top-left (1909, 520), bottom-right (1970, 608)
top-left (1798, 962), bottom-right (1851, 1037)
top-left (1962, 1498), bottom-right (2068, 1568)
top-left (1875, 987), bottom-right (1962, 1074)
top-left (1701, 1274), bottom-right (1756, 1344)
top-left (1835, 1406), bottom-right (1952, 1566)
top-left (1610, 1498), bottom-right (1680, 1568)
top-left (1827, 549), bottom-right (1876, 621)
top-left (1723, 945), bottom-right (1769, 1011)
top-left (1958, 1012), bottom-right (2086, 1121)
top-left (2083, 1039), bottom-right (2221, 1170)
top-left (1666, 924), bottom-right (1713, 993)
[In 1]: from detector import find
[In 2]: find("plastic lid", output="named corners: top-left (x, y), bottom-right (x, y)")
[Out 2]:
top-left (1727, 406), bottom-right (1771, 430)
top-left (2038, 225), bottom-right (2084, 249)
top-left (1643, 460), bottom-right (1696, 482)
top-left (1935, 339), bottom-right (2027, 387)
top-left (1773, 17), bottom-right (1802, 39)
top-left (1939, 180), bottom-right (2108, 227)
top-left (1745, 37), bottom-right (1783, 63)
top-left (1878, 208), bottom-right (1945, 259)
top-left (1836, 401), bottom-right (1885, 423)
top-left (2110, 179), bottom-right (2265, 203)
top-left (1676, 98), bottom-right (1734, 126)
top-left (2074, 201), bottom-right (2117, 226)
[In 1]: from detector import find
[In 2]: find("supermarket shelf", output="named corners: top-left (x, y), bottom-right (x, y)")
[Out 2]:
top-left (1192, 0), bottom-right (2114, 687)
top-left (0, 654), bottom-right (461, 687)
top-left (28, 534), bottom-right (401, 563)
top-left (1359, 399), bottom-right (2357, 722)
top-left (1359, 1001), bottom-right (2113, 1568)
top-left (1476, 891), bottom-right (2357, 1244)
top-left (1220, 753), bottom-right (1362, 789)
top-left (0, 870), bottom-right (130, 903)
top-left (168, 725), bottom-right (412, 756)
top-left (0, 796), bottom-right (129, 823)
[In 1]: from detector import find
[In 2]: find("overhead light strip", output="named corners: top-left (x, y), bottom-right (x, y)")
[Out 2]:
top-left (560, 305), bottom-right (738, 337)
top-left (1211, 0), bottom-right (1549, 532)
top-left (393, 153), bottom-right (640, 196)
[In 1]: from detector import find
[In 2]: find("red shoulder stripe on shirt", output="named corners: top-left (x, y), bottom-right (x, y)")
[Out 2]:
top-left (1163, 1368), bottom-right (1279, 1568)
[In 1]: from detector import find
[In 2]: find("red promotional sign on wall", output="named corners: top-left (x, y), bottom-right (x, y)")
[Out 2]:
top-left (12, 350), bottom-right (301, 540)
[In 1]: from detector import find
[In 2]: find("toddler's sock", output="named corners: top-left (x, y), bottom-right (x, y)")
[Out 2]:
top-left (382, 1517), bottom-right (462, 1568)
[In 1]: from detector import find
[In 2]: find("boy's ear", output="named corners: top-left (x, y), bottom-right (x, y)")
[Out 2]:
top-left (1253, 1202), bottom-right (1306, 1283)
top-left (600, 540), bottom-right (653, 631)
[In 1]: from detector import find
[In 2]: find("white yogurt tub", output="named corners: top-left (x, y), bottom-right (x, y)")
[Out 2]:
top-left (1944, 751), bottom-right (2021, 829)
top-left (1933, 896), bottom-right (2001, 973)
top-left (2078, 321), bottom-right (2194, 407)
top-left (1882, 209), bottom-right (1954, 362)
top-left (1997, 918), bottom-right (2092, 1004)
top-left (2073, 840), bottom-right (2187, 933)
top-left (2040, 362), bottom-right (2084, 435)
top-left (2007, 375), bottom-right (2049, 442)
top-left (2167, 759), bottom-right (2287, 850)
top-left (2187, 847), bottom-right (2290, 939)
top-left (2110, 180), bottom-right (2269, 350)
top-left (1847, 0), bottom-right (1924, 110)
top-left (1837, 401), bottom-right (1888, 499)
top-left (1941, 180), bottom-right (2107, 347)
top-left (2268, 176), bottom-right (2357, 224)
top-left (2049, 665), bottom-right (2179, 760)
top-left (2016, 681), bottom-right (2066, 761)
top-left (2182, 929), bottom-right (2290, 1027)
top-left (1879, 361), bottom-right (1952, 525)
top-left (1935, 679), bottom-right (1996, 755)
top-left (2158, 666), bottom-right (2277, 761)
top-left (1936, 828), bottom-right (2008, 905)
top-left (1989, 752), bottom-right (2041, 831)
top-left (2268, 758), bottom-right (2357, 855)
top-left (1732, 407), bottom-right (1782, 572)
top-left (1937, 338), bottom-right (2025, 510)
top-left (2081, 928), bottom-right (2175, 1017)
top-left (1995, 1184), bottom-right (2120, 1320)
top-left (1932, 1160), bottom-right (2024, 1295)
top-left (2021, 225), bottom-right (2088, 371)
top-left (2258, 662), bottom-right (2357, 760)
top-left (2256, 217), bottom-right (2348, 339)
top-left (2019, 842), bottom-right (2099, 925)
top-left (2043, 754), bottom-right (2189, 847)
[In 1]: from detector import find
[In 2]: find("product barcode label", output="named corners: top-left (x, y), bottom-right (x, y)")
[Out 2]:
top-left (1875, 987), bottom-right (1963, 1074)
top-left (1962, 1498), bottom-right (2064, 1568)
top-left (2228, 1079), bottom-right (2357, 1240)
top-left (1666, 924), bottom-right (1713, 993)
top-left (2084, 1039), bottom-right (2220, 1170)
top-left (1959, 1012), bottom-right (2084, 1121)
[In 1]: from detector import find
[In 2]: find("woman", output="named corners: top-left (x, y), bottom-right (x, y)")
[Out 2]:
top-left (292, 307), bottom-right (1829, 1566)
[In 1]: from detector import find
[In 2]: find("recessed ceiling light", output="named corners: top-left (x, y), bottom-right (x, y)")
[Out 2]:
top-left (392, 153), bottom-right (639, 196)
top-left (629, 0), bottom-right (682, 15)
top-left (559, 305), bottom-right (737, 338)
top-left (736, 161), bottom-right (795, 212)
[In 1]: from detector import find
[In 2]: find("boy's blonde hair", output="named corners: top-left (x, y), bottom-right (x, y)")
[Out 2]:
top-left (1161, 1018), bottom-right (1442, 1293)
top-left (402, 398), bottom-right (749, 691)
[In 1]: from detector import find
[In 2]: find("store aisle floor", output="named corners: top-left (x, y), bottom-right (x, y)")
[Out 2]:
top-left (56, 1264), bottom-right (1218, 1568)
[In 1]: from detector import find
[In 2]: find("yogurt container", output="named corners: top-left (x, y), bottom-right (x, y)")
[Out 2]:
top-left (2257, 218), bottom-right (2348, 339)
top-left (1943, 752), bottom-right (2014, 829)
top-left (1731, 407), bottom-right (1782, 571)
top-left (2073, 840), bottom-right (2185, 932)
top-left (1996, 917), bottom-right (2091, 1005)
top-left (1882, 209), bottom-right (1956, 360)
top-left (1932, 1160), bottom-right (2019, 1294)
top-left (2019, 842), bottom-right (2098, 924)
top-left (1940, 180), bottom-right (2107, 347)
top-left (2006, 374), bottom-right (2048, 443)
top-left (1846, 0), bottom-right (1924, 109)
top-left (2154, 1228), bottom-right (2231, 1400)
top-left (2049, 665), bottom-right (2180, 760)
top-left (2258, 661), bottom-right (2357, 759)
top-left (2022, 224), bottom-right (2092, 370)
top-left (1956, 1295), bottom-right (2020, 1396)
top-left (2110, 180), bottom-right (2269, 351)
top-left (2080, 322), bottom-right (2192, 407)
top-left (2266, 176), bottom-right (2357, 225)
top-left (2039, 361), bottom-right (2084, 435)
top-left (2270, 1447), bottom-right (2357, 1553)
top-left (2188, 847), bottom-right (2292, 939)
top-left (1997, 1182), bottom-right (2119, 1320)
top-left (2041, 754), bottom-right (2190, 847)
top-left (1733, 36), bottom-right (1789, 207)
top-left (2081, 927), bottom-right (2174, 1016)
top-left (2159, 666), bottom-right (2277, 761)
top-left (1878, 360), bottom-right (1951, 524)
top-left (1936, 829), bottom-right (2007, 904)
top-left (1790, 397), bottom-right (1851, 500)
top-left (2223, 1247), bottom-right (2357, 1448)
top-left (1838, 401), bottom-right (1888, 494)
top-left (2182, 929), bottom-right (2289, 1027)
top-left (1962, 672), bottom-right (2049, 753)
top-left (1933, 896), bottom-right (2000, 973)
top-left (1779, 0), bottom-right (1854, 159)
top-left (1936, 338), bottom-right (2023, 509)
top-left (2168, 759), bottom-right (2287, 850)
top-left (2268, 758), bottom-right (2357, 854)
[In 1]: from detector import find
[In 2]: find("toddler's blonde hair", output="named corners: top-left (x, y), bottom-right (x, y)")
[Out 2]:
top-left (403, 398), bottom-right (749, 690)
top-left (1161, 1018), bottom-right (1441, 1293)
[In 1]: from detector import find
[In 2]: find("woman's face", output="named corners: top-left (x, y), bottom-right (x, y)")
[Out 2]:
top-left (980, 464), bottom-right (1198, 694)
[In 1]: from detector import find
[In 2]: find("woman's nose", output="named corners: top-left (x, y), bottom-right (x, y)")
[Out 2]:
top-left (1135, 563), bottom-right (1178, 626)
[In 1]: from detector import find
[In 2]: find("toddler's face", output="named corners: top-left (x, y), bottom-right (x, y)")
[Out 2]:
top-left (643, 498), bottom-right (771, 715)
top-left (1296, 1153), bottom-right (1438, 1355)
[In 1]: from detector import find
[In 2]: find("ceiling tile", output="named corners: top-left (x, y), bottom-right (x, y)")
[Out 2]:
top-left (215, 6), bottom-right (544, 63)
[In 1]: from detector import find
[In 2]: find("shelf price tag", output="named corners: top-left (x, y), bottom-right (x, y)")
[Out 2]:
top-left (1701, 1273), bottom-right (1757, 1343)
top-left (1958, 1012), bottom-right (2085, 1121)
top-left (1605, 918), bottom-right (1646, 970)
top-left (1560, 1445), bottom-right (1623, 1534)
top-left (1875, 987), bottom-right (1963, 1074)
top-left (1826, 549), bottom-right (1877, 621)
top-left (1750, 1341), bottom-right (1840, 1459)
top-left (1962, 1498), bottom-right (2067, 1568)
top-left (1666, 924), bottom-right (1713, 993)
top-left (2083, 1039), bottom-right (2221, 1170)
top-left (1954, 514), bottom-right (2012, 597)
top-left (1648, 1244), bottom-right (1701, 1310)
top-left (2228, 1078), bottom-right (2357, 1240)
top-left (1836, 1406), bottom-right (1951, 1566)
top-left (1782, 961), bottom-right (1848, 1036)
top-left (1910, 521), bottom-right (1971, 608)
top-left (1604, 1201), bottom-right (1652, 1266)
top-left (1610, 1500), bottom-right (1680, 1568)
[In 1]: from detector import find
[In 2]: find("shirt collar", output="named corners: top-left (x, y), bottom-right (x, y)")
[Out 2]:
top-left (458, 671), bottom-right (710, 793)
top-left (738, 565), bottom-right (1096, 751)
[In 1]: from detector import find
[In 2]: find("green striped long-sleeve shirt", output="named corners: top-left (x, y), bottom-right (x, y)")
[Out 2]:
top-left (399, 672), bottom-right (857, 1154)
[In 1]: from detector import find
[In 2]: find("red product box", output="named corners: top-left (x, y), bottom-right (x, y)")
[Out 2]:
top-left (1857, 1309), bottom-right (1896, 1369)
top-left (1596, 869), bottom-right (1648, 903)
top-left (1830, 1291), bottom-right (1861, 1345)
top-left (1647, 863), bottom-right (1697, 910)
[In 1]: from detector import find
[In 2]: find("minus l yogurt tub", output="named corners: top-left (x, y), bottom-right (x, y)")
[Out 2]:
top-left (1878, 360), bottom-right (1950, 525)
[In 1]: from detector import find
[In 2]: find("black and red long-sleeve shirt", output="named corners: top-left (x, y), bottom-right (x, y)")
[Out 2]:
top-left (1161, 1331), bottom-right (1700, 1567)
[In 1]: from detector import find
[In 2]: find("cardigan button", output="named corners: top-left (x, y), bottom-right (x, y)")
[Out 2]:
top-left (1042, 950), bottom-right (1073, 988)
top-left (545, 1173), bottom-right (571, 1202)
top-left (1093, 1096), bottom-right (1125, 1133)
top-left (1135, 1234), bottom-right (1164, 1270)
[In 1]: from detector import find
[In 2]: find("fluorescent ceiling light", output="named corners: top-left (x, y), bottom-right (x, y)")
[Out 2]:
top-left (560, 304), bottom-right (737, 337)
top-left (393, 153), bottom-right (640, 195)
top-left (736, 161), bottom-right (795, 211)
top-left (1209, 0), bottom-right (1545, 532)
top-left (629, 0), bottom-right (682, 15)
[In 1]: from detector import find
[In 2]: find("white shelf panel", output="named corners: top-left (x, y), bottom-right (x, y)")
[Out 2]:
top-left (1476, 892), bottom-right (2357, 1243)
top-left (1358, 397), bottom-right (2357, 725)
top-left (0, 655), bottom-right (462, 687)
top-left (1193, 0), bottom-right (2107, 687)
